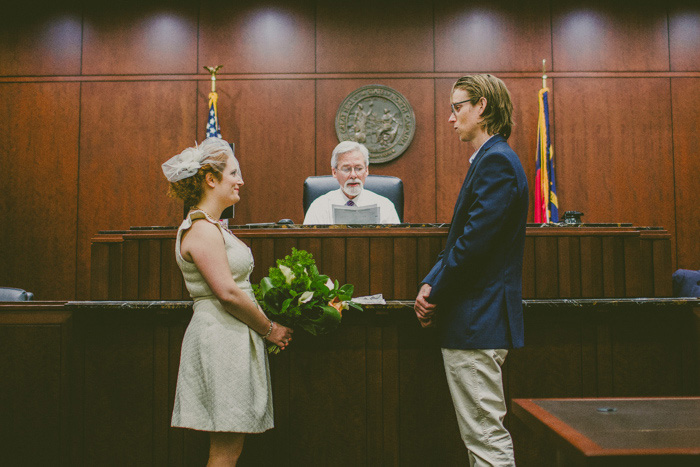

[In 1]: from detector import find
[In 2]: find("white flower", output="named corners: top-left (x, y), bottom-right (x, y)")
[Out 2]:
top-left (279, 264), bottom-right (295, 285)
top-left (298, 291), bottom-right (314, 304)
top-left (325, 278), bottom-right (334, 290)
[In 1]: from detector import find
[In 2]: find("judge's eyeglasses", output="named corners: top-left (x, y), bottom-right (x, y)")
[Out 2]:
top-left (337, 166), bottom-right (366, 175)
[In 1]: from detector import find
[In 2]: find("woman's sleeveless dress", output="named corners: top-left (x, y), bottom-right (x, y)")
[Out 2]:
top-left (171, 211), bottom-right (273, 432)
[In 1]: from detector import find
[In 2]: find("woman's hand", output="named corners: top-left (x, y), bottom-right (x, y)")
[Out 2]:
top-left (266, 322), bottom-right (294, 350)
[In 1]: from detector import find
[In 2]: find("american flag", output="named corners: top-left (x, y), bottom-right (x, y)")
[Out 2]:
top-left (206, 91), bottom-right (221, 138)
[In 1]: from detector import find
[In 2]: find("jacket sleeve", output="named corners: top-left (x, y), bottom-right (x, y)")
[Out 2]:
top-left (427, 151), bottom-right (518, 303)
top-left (421, 250), bottom-right (445, 287)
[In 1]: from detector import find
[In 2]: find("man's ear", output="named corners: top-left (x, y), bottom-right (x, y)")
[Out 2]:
top-left (332, 168), bottom-right (338, 180)
top-left (477, 97), bottom-right (487, 117)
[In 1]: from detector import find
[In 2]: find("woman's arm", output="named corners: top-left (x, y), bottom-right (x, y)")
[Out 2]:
top-left (181, 220), bottom-right (292, 346)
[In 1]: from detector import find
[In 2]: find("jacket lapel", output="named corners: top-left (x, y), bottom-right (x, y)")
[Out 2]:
top-left (445, 135), bottom-right (506, 244)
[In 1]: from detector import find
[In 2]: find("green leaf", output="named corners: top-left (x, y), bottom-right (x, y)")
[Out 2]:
top-left (339, 284), bottom-right (354, 296)
top-left (260, 277), bottom-right (275, 296)
top-left (301, 305), bottom-right (342, 336)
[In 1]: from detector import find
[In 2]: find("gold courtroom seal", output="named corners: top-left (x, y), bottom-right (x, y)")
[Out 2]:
top-left (335, 85), bottom-right (415, 164)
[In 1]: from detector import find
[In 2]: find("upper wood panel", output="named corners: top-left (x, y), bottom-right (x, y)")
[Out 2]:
top-left (82, 1), bottom-right (198, 75)
top-left (553, 78), bottom-right (676, 266)
top-left (204, 80), bottom-right (316, 224)
top-left (671, 78), bottom-right (700, 269)
top-left (434, 77), bottom-right (540, 222)
top-left (77, 81), bottom-right (197, 299)
top-left (0, 83), bottom-right (80, 299)
top-left (670, 1), bottom-right (700, 71)
top-left (316, 0), bottom-right (434, 72)
top-left (199, 0), bottom-right (315, 73)
top-left (315, 79), bottom-right (437, 223)
top-left (434, 0), bottom-right (552, 72)
top-left (0, 2), bottom-right (82, 76)
top-left (552, 0), bottom-right (670, 71)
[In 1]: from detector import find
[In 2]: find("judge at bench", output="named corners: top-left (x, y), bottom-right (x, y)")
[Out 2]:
top-left (303, 141), bottom-right (400, 225)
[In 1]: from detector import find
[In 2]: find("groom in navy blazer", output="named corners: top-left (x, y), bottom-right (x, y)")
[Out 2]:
top-left (415, 74), bottom-right (528, 466)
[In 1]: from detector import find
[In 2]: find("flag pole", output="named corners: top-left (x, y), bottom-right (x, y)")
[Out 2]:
top-left (203, 65), bottom-right (223, 140)
top-left (204, 65), bottom-right (223, 93)
top-left (542, 59), bottom-right (547, 89)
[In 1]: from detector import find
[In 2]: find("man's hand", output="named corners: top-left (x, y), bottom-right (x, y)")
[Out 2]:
top-left (414, 283), bottom-right (437, 328)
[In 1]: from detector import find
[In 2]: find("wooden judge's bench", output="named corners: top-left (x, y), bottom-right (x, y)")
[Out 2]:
top-left (1, 224), bottom-right (698, 466)
top-left (89, 223), bottom-right (674, 301)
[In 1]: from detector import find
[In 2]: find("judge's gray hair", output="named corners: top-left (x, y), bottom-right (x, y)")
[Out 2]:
top-left (331, 141), bottom-right (370, 168)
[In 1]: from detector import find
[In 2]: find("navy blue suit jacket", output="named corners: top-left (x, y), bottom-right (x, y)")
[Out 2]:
top-left (422, 135), bottom-right (528, 350)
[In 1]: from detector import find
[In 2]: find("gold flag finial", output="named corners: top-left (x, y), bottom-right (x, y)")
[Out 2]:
top-left (203, 65), bottom-right (223, 93)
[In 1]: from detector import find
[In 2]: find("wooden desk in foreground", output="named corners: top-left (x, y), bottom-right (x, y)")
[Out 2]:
top-left (1, 299), bottom-right (698, 466)
top-left (512, 398), bottom-right (700, 466)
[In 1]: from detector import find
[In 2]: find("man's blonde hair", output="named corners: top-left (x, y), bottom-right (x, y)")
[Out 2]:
top-left (453, 74), bottom-right (513, 139)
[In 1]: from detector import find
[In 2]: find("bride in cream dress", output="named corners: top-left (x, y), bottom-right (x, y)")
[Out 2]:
top-left (162, 138), bottom-right (293, 465)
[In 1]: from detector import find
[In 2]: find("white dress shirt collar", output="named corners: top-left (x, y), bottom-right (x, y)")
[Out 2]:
top-left (469, 134), bottom-right (496, 164)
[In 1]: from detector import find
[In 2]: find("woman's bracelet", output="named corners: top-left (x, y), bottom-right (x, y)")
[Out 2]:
top-left (263, 320), bottom-right (274, 339)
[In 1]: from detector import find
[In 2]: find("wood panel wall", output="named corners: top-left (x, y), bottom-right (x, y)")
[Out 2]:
top-left (1, 0), bottom-right (698, 300)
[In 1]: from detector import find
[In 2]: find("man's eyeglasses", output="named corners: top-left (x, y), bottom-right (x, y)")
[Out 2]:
top-left (337, 166), bottom-right (367, 175)
top-left (451, 99), bottom-right (472, 116)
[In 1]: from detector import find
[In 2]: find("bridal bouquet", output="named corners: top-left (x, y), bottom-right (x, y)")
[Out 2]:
top-left (253, 248), bottom-right (362, 354)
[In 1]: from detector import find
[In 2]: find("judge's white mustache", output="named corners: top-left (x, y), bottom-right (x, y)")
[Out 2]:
top-left (343, 179), bottom-right (363, 197)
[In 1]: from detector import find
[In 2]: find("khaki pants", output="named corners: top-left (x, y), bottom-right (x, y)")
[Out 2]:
top-left (442, 348), bottom-right (515, 467)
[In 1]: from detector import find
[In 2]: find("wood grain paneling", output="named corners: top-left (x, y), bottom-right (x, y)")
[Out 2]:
top-left (0, 319), bottom-right (68, 465)
top-left (0, 83), bottom-right (80, 299)
top-left (670, 1), bottom-right (700, 71)
top-left (435, 0), bottom-right (552, 72)
top-left (160, 238), bottom-right (183, 300)
top-left (552, 0), bottom-right (670, 71)
top-left (82, 318), bottom-right (155, 465)
top-left (435, 77), bottom-right (540, 222)
top-left (522, 237), bottom-right (536, 298)
top-left (2, 301), bottom-right (697, 466)
top-left (509, 311), bottom-right (590, 398)
top-left (557, 236), bottom-right (581, 298)
top-left (2, 0), bottom-right (698, 302)
top-left (534, 237), bottom-right (558, 298)
top-left (316, 79), bottom-right (436, 223)
top-left (0, 2), bottom-right (82, 76)
top-left (393, 237), bottom-right (418, 299)
top-left (346, 238), bottom-right (371, 297)
top-left (77, 81), bottom-right (196, 298)
top-left (369, 237), bottom-right (393, 296)
top-left (609, 309), bottom-right (689, 396)
top-left (554, 78), bottom-right (676, 267)
top-left (204, 80), bottom-right (315, 225)
top-left (580, 237), bottom-right (603, 297)
top-left (671, 78), bottom-right (700, 269)
top-left (289, 328), bottom-right (368, 465)
top-left (82, 1), bottom-right (198, 75)
top-left (316, 0), bottom-right (434, 72)
top-left (398, 324), bottom-right (468, 465)
top-left (249, 238), bottom-right (275, 285)
top-left (199, 0), bottom-right (315, 73)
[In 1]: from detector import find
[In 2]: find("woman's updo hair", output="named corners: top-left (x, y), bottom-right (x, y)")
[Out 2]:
top-left (163, 138), bottom-right (234, 207)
